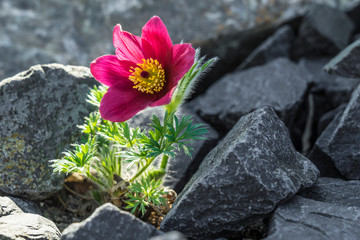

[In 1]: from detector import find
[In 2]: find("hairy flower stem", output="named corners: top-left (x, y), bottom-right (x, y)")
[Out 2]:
top-left (160, 154), bottom-right (169, 170)
top-left (165, 95), bottom-right (182, 115)
top-left (129, 157), bottom-right (156, 182)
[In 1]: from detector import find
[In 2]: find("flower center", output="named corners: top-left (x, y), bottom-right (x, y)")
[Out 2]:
top-left (129, 58), bottom-right (165, 94)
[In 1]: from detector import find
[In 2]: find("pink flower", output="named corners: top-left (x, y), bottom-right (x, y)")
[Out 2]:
top-left (90, 16), bottom-right (195, 122)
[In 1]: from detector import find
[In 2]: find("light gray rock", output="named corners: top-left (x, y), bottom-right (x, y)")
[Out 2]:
top-left (0, 64), bottom-right (98, 200)
top-left (0, 196), bottom-right (60, 240)
top-left (127, 107), bottom-right (218, 193)
top-left (149, 231), bottom-right (188, 240)
top-left (298, 177), bottom-right (360, 207)
top-left (189, 58), bottom-right (310, 148)
top-left (308, 83), bottom-right (360, 179)
top-left (237, 25), bottom-right (294, 70)
top-left (265, 196), bottom-right (360, 240)
top-left (292, 4), bottom-right (354, 58)
top-left (160, 106), bottom-right (319, 240)
top-left (61, 203), bottom-right (163, 240)
top-left (324, 38), bottom-right (360, 78)
top-left (0, 213), bottom-right (61, 240)
top-left (0, 196), bottom-right (41, 216)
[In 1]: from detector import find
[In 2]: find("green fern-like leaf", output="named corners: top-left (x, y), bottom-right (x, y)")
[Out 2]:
top-left (125, 177), bottom-right (167, 216)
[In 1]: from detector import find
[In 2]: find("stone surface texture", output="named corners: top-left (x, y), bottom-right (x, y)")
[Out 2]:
top-left (237, 25), bottom-right (294, 70)
top-left (149, 231), bottom-right (188, 240)
top-left (0, 196), bottom-right (60, 240)
top-left (61, 203), bottom-right (163, 240)
top-left (127, 107), bottom-right (218, 193)
top-left (0, 213), bottom-right (61, 240)
top-left (265, 196), bottom-right (360, 240)
top-left (190, 58), bottom-right (310, 132)
top-left (292, 4), bottom-right (354, 58)
top-left (0, 196), bottom-right (41, 216)
top-left (0, 64), bottom-right (98, 200)
top-left (0, 0), bottom-right (357, 99)
top-left (298, 177), bottom-right (360, 207)
top-left (308, 83), bottom-right (360, 179)
top-left (317, 104), bottom-right (347, 136)
top-left (298, 57), bottom-right (360, 148)
top-left (160, 106), bottom-right (319, 240)
top-left (308, 106), bottom-right (346, 178)
top-left (324, 38), bottom-right (360, 78)
top-left (189, 58), bottom-right (310, 150)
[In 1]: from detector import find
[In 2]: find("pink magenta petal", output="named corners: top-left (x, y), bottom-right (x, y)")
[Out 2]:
top-left (141, 16), bottom-right (172, 66)
top-left (90, 55), bottom-right (136, 87)
top-left (166, 43), bottom-right (195, 90)
top-left (141, 38), bottom-right (156, 60)
top-left (149, 87), bottom-right (175, 107)
top-left (113, 25), bottom-right (145, 63)
top-left (100, 82), bottom-right (156, 122)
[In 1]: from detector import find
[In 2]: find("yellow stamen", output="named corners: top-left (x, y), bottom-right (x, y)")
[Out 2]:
top-left (129, 58), bottom-right (166, 94)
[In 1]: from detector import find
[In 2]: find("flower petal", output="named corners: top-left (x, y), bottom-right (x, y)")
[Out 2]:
top-left (99, 82), bottom-right (156, 122)
top-left (90, 55), bottom-right (135, 87)
top-left (149, 87), bottom-right (175, 107)
top-left (113, 24), bottom-right (144, 63)
top-left (141, 16), bottom-right (172, 66)
top-left (166, 43), bottom-right (196, 90)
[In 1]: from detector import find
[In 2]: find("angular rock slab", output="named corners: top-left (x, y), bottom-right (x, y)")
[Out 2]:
top-left (324, 38), bottom-right (360, 78)
top-left (149, 231), bottom-right (188, 240)
top-left (189, 58), bottom-right (310, 148)
top-left (127, 106), bottom-right (218, 193)
top-left (299, 57), bottom-right (360, 109)
top-left (308, 83), bottom-right (360, 179)
top-left (265, 196), bottom-right (360, 240)
top-left (0, 196), bottom-right (41, 216)
top-left (0, 64), bottom-right (98, 200)
top-left (160, 107), bottom-right (319, 240)
top-left (0, 213), bottom-right (61, 240)
top-left (237, 25), bottom-right (294, 70)
top-left (61, 203), bottom-right (163, 240)
top-left (292, 4), bottom-right (354, 58)
top-left (317, 104), bottom-right (347, 136)
top-left (0, 196), bottom-right (60, 240)
top-left (299, 177), bottom-right (360, 207)
top-left (298, 57), bottom-right (359, 147)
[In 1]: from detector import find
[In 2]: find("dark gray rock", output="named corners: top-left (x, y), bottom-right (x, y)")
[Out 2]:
top-left (307, 106), bottom-right (345, 178)
top-left (317, 104), bottom-right (347, 136)
top-left (308, 83), bottom-right (360, 179)
top-left (307, 61), bottom-right (359, 111)
top-left (61, 203), bottom-right (163, 240)
top-left (0, 64), bottom-right (98, 200)
top-left (324, 38), bottom-right (360, 78)
top-left (298, 177), bottom-right (360, 207)
top-left (149, 231), bottom-right (188, 240)
top-left (292, 4), bottom-right (354, 59)
top-left (127, 107), bottom-right (218, 193)
top-left (299, 57), bottom-right (359, 147)
top-left (0, 196), bottom-right (41, 216)
top-left (160, 106), bottom-right (319, 240)
top-left (237, 25), bottom-right (294, 70)
top-left (347, 2), bottom-right (360, 35)
top-left (265, 196), bottom-right (360, 240)
top-left (189, 58), bottom-right (310, 148)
